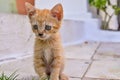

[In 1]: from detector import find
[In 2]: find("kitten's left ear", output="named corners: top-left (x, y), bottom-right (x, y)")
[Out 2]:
top-left (51, 4), bottom-right (63, 21)
top-left (25, 2), bottom-right (36, 16)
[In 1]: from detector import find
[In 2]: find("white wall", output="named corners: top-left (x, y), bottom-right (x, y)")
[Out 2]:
top-left (0, 13), bottom-right (34, 55)
top-left (35, 0), bottom-right (90, 20)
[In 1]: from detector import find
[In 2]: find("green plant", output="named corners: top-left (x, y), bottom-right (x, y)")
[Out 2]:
top-left (89, 0), bottom-right (120, 30)
top-left (0, 72), bottom-right (49, 80)
top-left (0, 72), bottom-right (19, 80)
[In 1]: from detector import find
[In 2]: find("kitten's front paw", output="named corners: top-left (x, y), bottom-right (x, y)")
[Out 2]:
top-left (40, 75), bottom-right (48, 80)
top-left (60, 74), bottom-right (69, 80)
top-left (60, 76), bottom-right (69, 80)
top-left (50, 77), bottom-right (59, 80)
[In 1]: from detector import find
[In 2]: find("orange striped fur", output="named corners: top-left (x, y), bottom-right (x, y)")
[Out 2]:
top-left (25, 2), bottom-right (68, 80)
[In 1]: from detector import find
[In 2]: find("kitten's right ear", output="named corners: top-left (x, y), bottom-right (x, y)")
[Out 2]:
top-left (25, 2), bottom-right (36, 16)
top-left (51, 4), bottom-right (63, 21)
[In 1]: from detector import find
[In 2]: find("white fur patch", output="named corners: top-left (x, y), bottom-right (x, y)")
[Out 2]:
top-left (44, 48), bottom-right (52, 63)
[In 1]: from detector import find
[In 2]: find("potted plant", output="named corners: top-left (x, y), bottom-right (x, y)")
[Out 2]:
top-left (0, 0), bottom-right (34, 15)
top-left (89, 0), bottom-right (120, 30)
top-left (16, 0), bottom-right (34, 14)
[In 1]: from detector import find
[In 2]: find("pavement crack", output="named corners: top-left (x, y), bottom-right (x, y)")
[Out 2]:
top-left (81, 42), bottom-right (102, 80)
top-left (91, 42), bottom-right (102, 59)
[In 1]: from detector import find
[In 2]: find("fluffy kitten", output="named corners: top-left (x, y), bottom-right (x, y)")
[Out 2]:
top-left (25, 2), bottom-right (68, 80)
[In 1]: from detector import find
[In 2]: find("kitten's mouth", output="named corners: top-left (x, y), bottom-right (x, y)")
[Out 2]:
top-left (37, 35), bottom-right (49, 40)
top-left (38, 36), bottom-right (46, 39)
top-left (39, 35), bottom-right (45, 38)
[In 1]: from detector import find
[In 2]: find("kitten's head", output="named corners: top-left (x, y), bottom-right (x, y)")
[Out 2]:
top-left (25, 2), bottom-right (63, 40)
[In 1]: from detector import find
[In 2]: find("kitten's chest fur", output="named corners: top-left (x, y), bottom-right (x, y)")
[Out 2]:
top-left (43, 48), bottom-right (53, 64)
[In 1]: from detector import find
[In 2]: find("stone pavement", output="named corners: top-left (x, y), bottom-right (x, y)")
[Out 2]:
top-left (0, 42), bottom-right (120, 80)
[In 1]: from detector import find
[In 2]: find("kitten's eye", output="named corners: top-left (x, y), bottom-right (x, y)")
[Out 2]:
top-left (33, 25), bottom-right (38, 29)
top-left (45, 25), bottom-right (51, 30)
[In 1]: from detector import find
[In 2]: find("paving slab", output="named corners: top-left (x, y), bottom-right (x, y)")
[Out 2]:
top-left (82, 77), bottom-right (118, 80)
top-left (0, 56), bottom-right (37, 79)
top-left (64, 59), bottom-right (90, 78)
top-left (65, 42), bottom-right (99, 60)
top-left (85, 60), bottom-right (120, 80)
top-left (94, 42), bottom-right (120, 60)
top-left (70, 78), bottom-right (81, 80)
top-left (19, 77), bottom-right (81, 80)
top-left (0, 56), bottom-right (90, 79)
top-left (20, 77), bottom-right (81, 80)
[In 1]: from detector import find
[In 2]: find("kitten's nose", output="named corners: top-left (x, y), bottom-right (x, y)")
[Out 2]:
top-left (38, 33), bottom-right (43, 36)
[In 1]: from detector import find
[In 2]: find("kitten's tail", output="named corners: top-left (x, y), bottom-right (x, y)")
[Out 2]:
top-left (60, 73), bottom-right (69, 80)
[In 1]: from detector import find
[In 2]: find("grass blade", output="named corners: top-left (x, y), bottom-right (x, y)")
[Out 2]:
top-left (0, 71), bottom-right (19, 80)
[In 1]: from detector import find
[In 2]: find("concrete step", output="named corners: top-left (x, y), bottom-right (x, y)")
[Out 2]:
top-left (64, 12), bottom-right (92, 20)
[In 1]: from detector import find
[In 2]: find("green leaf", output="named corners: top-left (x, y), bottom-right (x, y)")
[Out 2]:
top-left (115, 8), bottom-right (120, 15)
top-left (89, 0), bottom-right (107, 11)
top-left (89, 0), bottom-right (94, 4)
top-left (0, 71), bottom-right (19, 80)
top-left (112, 5), bottom-right (118, 9)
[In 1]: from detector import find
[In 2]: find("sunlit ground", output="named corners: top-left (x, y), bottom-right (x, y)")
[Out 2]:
top-left (1, 42), bottom-right (120, 80)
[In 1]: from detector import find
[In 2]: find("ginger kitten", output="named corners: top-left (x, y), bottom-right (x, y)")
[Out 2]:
top-left (25, 2), bottom-right (68, 80)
